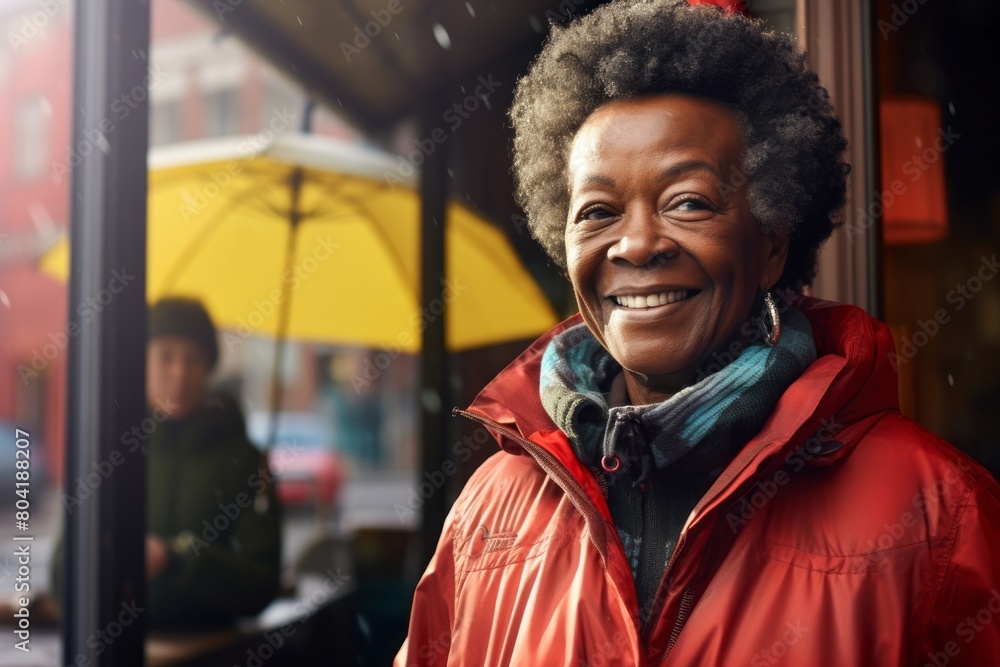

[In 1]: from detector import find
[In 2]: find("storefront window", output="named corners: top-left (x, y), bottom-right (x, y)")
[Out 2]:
top-left (877, 0), bottom-right (1000, 477)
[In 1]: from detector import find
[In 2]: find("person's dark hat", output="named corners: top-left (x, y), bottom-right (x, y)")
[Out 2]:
top-left (148, 297), bottom-right (219, 369)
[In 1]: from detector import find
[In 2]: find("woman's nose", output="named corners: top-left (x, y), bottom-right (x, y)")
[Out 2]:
top-left (606, 210), bottom-right (679, 267)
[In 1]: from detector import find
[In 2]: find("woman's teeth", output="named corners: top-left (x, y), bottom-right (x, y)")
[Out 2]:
top-left (613, 290), bottom-right (691, 309)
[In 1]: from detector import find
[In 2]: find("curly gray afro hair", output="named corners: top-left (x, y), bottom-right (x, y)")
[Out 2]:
top-left (510, 0), bottom-right (850, 292)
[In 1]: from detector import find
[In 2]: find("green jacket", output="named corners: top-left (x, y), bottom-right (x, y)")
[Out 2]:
top-left (53, 391), bottom-right (282, 628)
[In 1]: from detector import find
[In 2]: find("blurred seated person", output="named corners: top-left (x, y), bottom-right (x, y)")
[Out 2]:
top-left (52, 297), bottom-right (282, 628)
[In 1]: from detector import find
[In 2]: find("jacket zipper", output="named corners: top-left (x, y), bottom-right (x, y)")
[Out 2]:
top-left (642, 442), bottom-right (791, 651)
top-left (656, 508), bottom-right (740, 664)
top-left (659, 586), bottom-right (695, 664)
top-left (644, 473), bottom-right (744, 661)
top-left (591, 464), bottom-right (610, 499)
top-left (642, 529), bottom-right (687, 640)
top-left (453, 407), bottom-right (698, 659)
top-left (650, 469), bottom-right (768, 664)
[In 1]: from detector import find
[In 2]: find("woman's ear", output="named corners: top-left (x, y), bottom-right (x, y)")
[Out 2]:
top-left (761, 227), bottom-right (791, 291)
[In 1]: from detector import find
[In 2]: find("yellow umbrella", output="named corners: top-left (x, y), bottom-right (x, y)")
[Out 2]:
top-left (40, 132), bottom-right (557, 353)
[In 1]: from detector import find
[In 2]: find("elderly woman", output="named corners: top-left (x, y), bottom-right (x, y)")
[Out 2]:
top-left (395, 1), bottom-right (1000, 665)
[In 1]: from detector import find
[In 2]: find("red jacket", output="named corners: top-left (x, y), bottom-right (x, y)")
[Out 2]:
top-left (394, 297), bottom-right (1000, 666)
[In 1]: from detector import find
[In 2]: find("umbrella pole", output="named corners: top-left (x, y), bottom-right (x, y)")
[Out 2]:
top-left (264, 101), bottom-right (314, 453)
top-left (265, 168), bottom-right (305, 452)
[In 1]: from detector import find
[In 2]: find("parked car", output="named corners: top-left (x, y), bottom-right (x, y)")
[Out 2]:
top-left (246, 411), bottom-right (344, 510)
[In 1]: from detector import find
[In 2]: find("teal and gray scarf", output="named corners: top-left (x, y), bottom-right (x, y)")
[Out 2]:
top-left (539, 303), bottom-right (818, 624)
top-left (540, 304), bottom-right (818, 489)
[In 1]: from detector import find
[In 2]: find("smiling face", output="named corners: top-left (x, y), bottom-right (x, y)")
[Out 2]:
top-left (565, 94), bottom-right (789, 402)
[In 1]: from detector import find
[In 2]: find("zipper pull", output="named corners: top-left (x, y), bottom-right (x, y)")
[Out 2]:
top-left (614, 408), bottom-right (650, 489)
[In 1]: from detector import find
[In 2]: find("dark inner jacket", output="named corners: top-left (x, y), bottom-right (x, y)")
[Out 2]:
top-left (51, 391), bottom-right (282, 629)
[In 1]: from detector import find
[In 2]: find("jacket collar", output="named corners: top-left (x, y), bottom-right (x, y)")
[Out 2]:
top-left (463, 295), bottom-right (900, 487)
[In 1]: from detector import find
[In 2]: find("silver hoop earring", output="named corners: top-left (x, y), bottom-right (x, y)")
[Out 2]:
top-left (760, 290), bottom-right (781, 347)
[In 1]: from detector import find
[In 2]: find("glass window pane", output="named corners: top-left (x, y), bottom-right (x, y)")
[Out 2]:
top-left (876, 0), bottom-right (1000, 478)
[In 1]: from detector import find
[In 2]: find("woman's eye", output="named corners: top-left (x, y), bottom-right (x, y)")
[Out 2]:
top-left (579, 206), bottom-right (615, 221)
top-left (675, 198), bottom-right (711, 212)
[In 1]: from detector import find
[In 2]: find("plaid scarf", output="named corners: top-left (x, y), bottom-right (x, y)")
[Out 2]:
top-left (540, 304), bottom-right (818, 489)
top-left (539, 304), bottom-right (817, 624)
